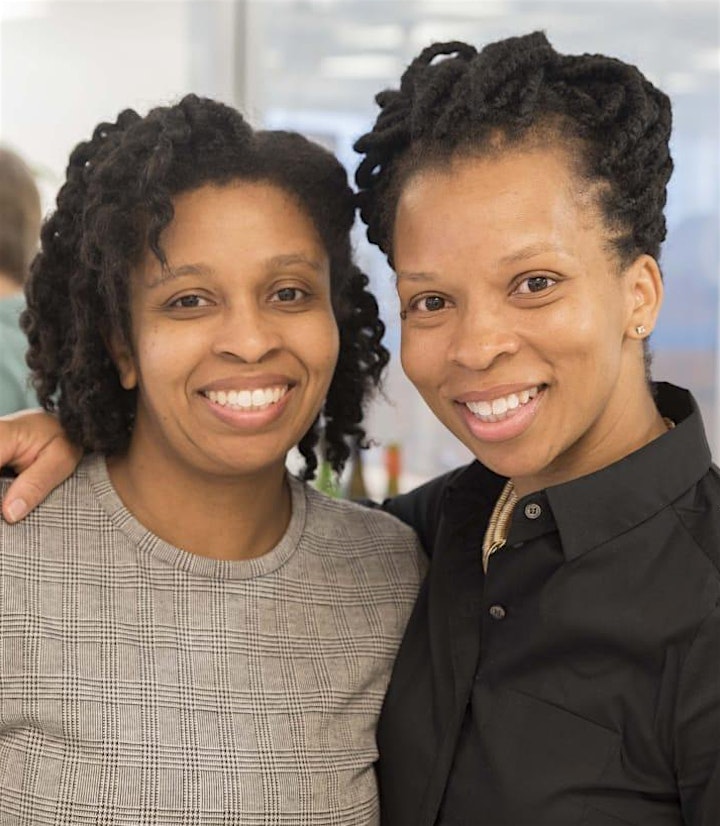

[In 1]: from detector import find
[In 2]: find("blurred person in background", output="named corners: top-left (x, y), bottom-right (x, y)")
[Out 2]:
top-left (0, 146), bottom-right (41, 415)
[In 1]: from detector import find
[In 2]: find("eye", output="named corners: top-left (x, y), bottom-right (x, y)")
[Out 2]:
top-left (514, 274), bottom-right (557, 295)
top-left (168, 293), bottom-right (211, 309)
top-left (271, 286), bottom-right (308, 303)
top-left (410, 294), bottom-right (448, 313)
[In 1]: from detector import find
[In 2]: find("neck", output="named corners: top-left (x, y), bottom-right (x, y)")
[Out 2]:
top-left (513, 380), bottom-right (667, 499)
top-left (107, 438), bottom-right (292, 562)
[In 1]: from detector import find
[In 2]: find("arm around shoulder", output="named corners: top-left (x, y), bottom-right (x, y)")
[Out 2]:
top-left (0, 409), bottom-right (81, 523)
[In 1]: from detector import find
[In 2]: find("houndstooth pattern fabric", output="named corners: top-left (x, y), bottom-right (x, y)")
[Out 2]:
top-left (0, 455), bottom-right (425, 825)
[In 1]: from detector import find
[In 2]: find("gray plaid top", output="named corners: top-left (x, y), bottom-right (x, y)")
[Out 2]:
top-left (0, 455), bottom-right (425, 825)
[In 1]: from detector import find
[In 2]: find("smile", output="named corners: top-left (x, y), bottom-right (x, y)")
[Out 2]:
top-left (204, 386), bottom-right (289, 411)
top-left (465, 386), bottom-right (540, 423)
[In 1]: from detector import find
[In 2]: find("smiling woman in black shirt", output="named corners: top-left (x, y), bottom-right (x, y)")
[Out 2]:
top-left (2, 32), bottom-right (720, 826)
top-left (352, 31), bottom-right (720, 826)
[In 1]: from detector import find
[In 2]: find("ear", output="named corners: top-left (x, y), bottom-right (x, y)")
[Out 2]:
top-left (624, 254), bottom-right (664, 340)
top-left (107, 333), bottom-right (138, 391)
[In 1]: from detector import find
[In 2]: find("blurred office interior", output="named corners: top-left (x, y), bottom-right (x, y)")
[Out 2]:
top-left (1, 0), bottom-right (717, 496)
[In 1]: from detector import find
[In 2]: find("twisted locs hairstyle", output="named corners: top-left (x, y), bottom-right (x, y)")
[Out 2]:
top-left (23, 94), bottom-right (388, 480)
top-left (354, 31), bottom-right (673, 269)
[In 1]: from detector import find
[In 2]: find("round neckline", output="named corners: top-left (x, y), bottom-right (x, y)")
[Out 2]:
top-left (84, 454), bottom-right (307, 580)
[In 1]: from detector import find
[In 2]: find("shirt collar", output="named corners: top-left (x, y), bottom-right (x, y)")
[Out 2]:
top-left (445, 383), bottom-right (712, 561)
top-left (543, 382), bottom-right (711, 560)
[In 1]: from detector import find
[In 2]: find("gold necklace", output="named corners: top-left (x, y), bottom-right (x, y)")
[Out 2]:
top-left (482, 480), bottom-right (517, 573)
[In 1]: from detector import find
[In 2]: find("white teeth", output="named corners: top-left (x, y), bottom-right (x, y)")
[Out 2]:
top-left (466, 386), bottom-right (541, 423)
top-left (491, 397), bottom-right (508, 416)
top-left (205, 386), bottom-right (288, 411)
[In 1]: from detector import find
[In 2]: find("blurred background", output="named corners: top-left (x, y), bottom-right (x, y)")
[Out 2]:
top-left (1, 0), bottom-right (718, 497)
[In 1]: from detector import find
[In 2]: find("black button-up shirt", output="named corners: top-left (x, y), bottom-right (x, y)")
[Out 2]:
top-left (380, 383), bottom-right (720, 826)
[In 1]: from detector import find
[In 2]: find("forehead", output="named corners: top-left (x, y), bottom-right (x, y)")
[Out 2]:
top-left (393, 147), bottom-right (605, 267)
top-left (167, 182), bottom-right (323, 246)
top-left (133, 181), bottom-right (330, 290)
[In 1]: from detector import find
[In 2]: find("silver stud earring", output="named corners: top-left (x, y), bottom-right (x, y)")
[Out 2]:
top-left (635, 325), bottom-right (647, 336)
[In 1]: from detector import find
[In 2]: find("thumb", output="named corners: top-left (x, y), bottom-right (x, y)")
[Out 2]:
top-left (0, 411), bottom-right (81, 522)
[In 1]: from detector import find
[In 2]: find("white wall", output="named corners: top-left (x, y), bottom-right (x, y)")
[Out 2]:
top-left (0, 0), bottom-right (237, 200)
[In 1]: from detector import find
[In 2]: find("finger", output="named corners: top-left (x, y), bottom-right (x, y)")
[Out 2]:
top-left (0, 408), bottom-right (45, 472)
top-left (1, 438), bottom-right (81, 523)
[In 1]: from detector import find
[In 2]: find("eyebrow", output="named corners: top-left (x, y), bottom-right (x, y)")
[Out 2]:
top-left (498, 242), bottom-right (562, 266)
top-left (267, 253), bottom-right (326, 273)
top-left (145, 253), bottom-right (326, 289)
top-left (146, 263), bottom-right (211, 289)
top-left (394, 270), bottom-right (437, 285)
top-left (394, 243), bottom-right (564, 284)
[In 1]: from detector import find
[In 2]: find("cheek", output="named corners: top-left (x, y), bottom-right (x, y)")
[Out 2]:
top-left (540, 284), bottom-right (627, 364)
top-left (133, 323), bottom-right (198, 391)
top-left (308, 317), bottom-right (340, 387)
top-left (400, 330), bottom-right (443, 389)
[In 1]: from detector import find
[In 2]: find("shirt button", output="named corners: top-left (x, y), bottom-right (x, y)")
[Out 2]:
top-left (524, 502), bottom-right (542, 519)
top-left (489, 604), bottom-right (506, 621)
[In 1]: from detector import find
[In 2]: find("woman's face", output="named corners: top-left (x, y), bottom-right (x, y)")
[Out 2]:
top-left (113, 182), bottom-right (339, 481)
top-left (393, 146), bottom-right (661, 494)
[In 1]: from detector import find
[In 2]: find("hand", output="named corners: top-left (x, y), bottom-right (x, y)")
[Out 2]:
top-left (0, 409), bottom-right (81, 522)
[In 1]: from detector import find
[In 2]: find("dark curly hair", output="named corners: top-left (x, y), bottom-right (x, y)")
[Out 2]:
top-left (354, 31), bottom-right (673, 271)
top-left (23, 94), bottom-right (389, 480)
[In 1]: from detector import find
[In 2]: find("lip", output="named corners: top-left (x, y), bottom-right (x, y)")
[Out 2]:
top-left (453, 383), bottom-right (542, 404)
top-left (200, 384), bottom-right (295, 430)
top-left (198, 374), bottom-right (297, 394)
top-left (456, 385), bottom-right (546, 444)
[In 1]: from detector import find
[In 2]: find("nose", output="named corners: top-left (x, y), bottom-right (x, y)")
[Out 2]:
top-left (447, 304), bottom-right (520, 371)
top-left (211, 303), bottom-right (282, 364)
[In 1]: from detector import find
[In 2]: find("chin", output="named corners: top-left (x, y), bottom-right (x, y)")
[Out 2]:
top-left (470, 446), bottom-right (545, 480)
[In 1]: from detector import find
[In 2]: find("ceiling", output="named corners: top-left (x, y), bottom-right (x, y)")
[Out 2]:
top-left (249, 0), bottom-right (719, 130)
